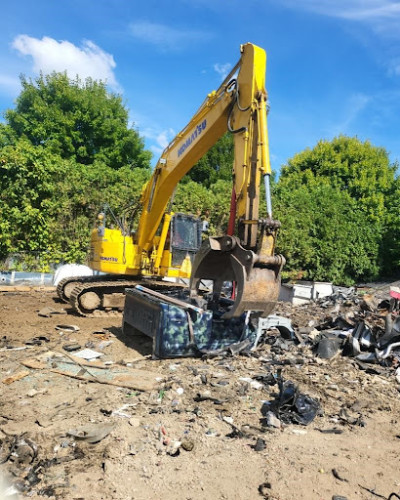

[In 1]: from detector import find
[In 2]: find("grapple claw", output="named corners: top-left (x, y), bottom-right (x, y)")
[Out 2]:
top-left (190, 236), bottom-right (284, 318)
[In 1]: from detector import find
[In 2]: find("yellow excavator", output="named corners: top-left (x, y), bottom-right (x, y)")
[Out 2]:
top-left (57, 42), bottom-right (285, 317)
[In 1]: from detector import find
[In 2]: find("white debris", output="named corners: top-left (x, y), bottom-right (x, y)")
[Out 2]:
top-left (73, 348), bottom-right (103, 361)
top-left (53, 264), bottom-right (94, 286)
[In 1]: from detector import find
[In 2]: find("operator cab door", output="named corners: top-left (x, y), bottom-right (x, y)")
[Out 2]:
top-left (170, 213), bottom-right (202, 267)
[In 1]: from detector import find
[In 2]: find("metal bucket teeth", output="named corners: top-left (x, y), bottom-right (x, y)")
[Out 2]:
top-left (190, 236), bottom-right (284, 318)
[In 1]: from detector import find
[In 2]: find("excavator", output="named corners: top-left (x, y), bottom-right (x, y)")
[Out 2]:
top-left (57, 42), bottom-right (285, 318)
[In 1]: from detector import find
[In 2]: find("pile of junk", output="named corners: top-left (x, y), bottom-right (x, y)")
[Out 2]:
top-left (309, 286), bottom-right (400, 376)
top-left (122, 282), bottom-right (400, 383)
top-left (122, 284), bottom-right (294, 360)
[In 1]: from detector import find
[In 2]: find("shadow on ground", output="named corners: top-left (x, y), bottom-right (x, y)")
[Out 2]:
top-left (107, 325), bottom-right (153, 356)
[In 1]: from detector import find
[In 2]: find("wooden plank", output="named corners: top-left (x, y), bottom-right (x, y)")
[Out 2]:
top-left (21, 352), bottom-right (162, 391)
top-left (2, 370), bottom-right (31, 385)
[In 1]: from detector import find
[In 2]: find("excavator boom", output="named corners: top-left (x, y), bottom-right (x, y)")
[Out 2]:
top-left (135, 43), bottom-right (284, 318)
top-left (186, 43), bottom-right (284, 317)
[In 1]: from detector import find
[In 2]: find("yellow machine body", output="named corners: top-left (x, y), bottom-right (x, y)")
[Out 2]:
top-left (90, 213), bottom-right (195, 279)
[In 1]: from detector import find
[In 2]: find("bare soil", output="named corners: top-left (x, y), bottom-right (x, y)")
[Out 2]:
top-left (1, 288), bottom-right (400, 500)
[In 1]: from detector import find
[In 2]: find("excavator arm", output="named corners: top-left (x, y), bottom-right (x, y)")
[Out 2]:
top-left (136, 43), bottom-right (284, 318)
top-left (137, 43), bottom-right (269, 250)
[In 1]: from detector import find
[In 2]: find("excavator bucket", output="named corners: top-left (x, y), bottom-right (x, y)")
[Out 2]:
top-left (190, 235), bottom-right (285, 318)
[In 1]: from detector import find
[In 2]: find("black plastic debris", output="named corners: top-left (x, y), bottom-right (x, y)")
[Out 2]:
top-left (309, 290), bottom-right (400, 368)
top-left (317, 336), bottom-right (343, 359)
top-left (253, 437), bottom-right (266, 452)
top-left (62, 343), bottom-right (81, 352)
top-left (253, 372), bottom-right (278, 386)
top-left (378, 315), bottom-right (400, 348)
top-left (25, 336), bottom-right (50, 346)
top-left (345, 321), bottom-right (374, 356)
top-left (258, 482), bottom-right (272, 498)
top-left (263, 378), bottom-right (320, 426)
top-left (332, 468), bottom-right (348, 482)
top-left (270, 337), bottom-right (292, 354)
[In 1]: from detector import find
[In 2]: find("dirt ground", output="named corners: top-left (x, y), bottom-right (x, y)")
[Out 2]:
top-left (1, 288), bottom-right (400, 500)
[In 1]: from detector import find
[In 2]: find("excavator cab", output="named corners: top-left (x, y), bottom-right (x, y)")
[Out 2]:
top-left (170, 213), bottom-right (202, 268)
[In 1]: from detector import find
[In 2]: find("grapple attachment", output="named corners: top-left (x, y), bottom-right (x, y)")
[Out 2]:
top-left (190, 235), bottom-right (285, 318)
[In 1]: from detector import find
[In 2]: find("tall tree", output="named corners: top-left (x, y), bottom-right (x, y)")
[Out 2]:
top-left (0, 136), bottom-right (152, 267)
top-left (275, 136), bottom-right (399, 284)
top-left (3, 72), bottom-right (151, 169)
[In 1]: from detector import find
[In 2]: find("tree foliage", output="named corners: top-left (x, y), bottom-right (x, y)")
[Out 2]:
top-left (173, 178), bottom-right (232, 234)
top-left (3, 72), bottom-right (151, 169)
top-left (275, 136), bottom-right (399, 284)
top-left (0, 140), bottom-right (67, 265)
top-left (0, 137), bottom-right (151, 268)
top-left (186, 133), bottom-right (233, 187)
top-left (0, 72), bottom-right (153, 269)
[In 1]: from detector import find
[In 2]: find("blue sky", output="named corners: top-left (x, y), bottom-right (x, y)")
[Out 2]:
top-left (1, 0), bottom-right (400, 172)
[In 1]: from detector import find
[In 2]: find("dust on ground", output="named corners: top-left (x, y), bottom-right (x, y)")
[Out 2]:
top-left (1, 288), bottom-right (400, 500)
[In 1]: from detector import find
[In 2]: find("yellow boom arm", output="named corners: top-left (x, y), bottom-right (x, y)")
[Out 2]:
top-left (136, 43), bottom-right (272, 254)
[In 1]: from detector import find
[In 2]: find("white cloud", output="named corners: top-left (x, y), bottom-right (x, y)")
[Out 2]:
top-left (156, 129), bottom-right (175, 150)
top-left (278, 0), bottom-right (400, 37)
top-left (141, 126), bottom-right (176, 157)
top-left (213, 63), bottom-right (232, 80)
top-left (129, 21), bottom-right (211, 50)
top-left (12, 35), bottom-right (119, 90)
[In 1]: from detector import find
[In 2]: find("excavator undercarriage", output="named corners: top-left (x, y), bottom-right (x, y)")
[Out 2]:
top-left (57, 276), bottom-right (187, 317)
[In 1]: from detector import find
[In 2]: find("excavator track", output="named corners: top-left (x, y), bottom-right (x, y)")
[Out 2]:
top-left (69, 279), bottom-right (186, 317)
top-left (56, 274), bottom-right (130, 303)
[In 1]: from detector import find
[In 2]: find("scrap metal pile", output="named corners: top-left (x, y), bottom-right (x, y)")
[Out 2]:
top-left (296, 287), bottom-right (400, 376)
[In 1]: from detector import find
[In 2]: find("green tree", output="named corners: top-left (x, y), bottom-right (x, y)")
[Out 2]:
top-left (51, 163), bottom-right (151, 263)
top-left (0, 72), bottom-right (153, 269)
top-left (274, 181), bottom-right (380, 284)
top-left (380, 176), bottom-right (400, 273)
top-left (186, 133), bottom-right (233, 187)
top-left (275, 136), bottom-right (398, 284)
top-left (0, 139), bottom-right (68, 266)
top-left (0, 135), bottom-right (152, 268)
top-left (280, 135), bottom-right (395, 220)
top-left (173, 178), bottom-right (233, 235)
top-left (3, 72), bottom-right (151, 169)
